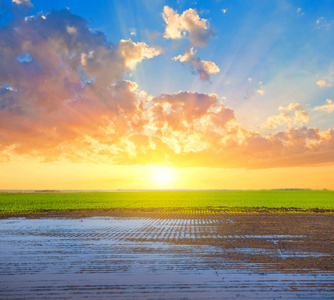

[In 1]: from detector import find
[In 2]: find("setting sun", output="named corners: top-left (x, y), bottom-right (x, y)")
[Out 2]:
top-left (152, 167), bottom-right (175, 186)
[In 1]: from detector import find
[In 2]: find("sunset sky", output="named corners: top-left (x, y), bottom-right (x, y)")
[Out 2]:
top-left (1, 0), bottom-right (334, 190)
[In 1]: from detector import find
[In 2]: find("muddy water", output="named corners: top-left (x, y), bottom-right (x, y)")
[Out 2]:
top-left (0, 213), bottom-right (333, 299)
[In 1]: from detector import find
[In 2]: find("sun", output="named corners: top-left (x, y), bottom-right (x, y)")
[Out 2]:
top-left (152, 167), bottom-right (175, 186)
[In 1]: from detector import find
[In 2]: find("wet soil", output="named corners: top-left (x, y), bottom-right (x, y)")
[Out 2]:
top-left (1, 206), bottom-right (333, 219)
top-left (0, 209), bottom-right (333, 299)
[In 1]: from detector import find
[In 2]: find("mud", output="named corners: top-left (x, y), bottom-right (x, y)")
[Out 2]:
top-left (1, 206), bottom-right (333, 219)
top-left (0, 210), bottom-right (333, 299)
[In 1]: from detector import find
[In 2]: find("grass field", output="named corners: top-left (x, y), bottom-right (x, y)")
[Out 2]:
top-left (0, 190), bottom-right (333, 214)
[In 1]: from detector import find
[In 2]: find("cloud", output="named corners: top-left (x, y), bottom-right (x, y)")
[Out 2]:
top-left (222, 9), bottom-right (227, 14)
top-left (261, 103), bottom-right (309, 129)
top-left (1, 10), bottom-right (161, 90)
top-left (279, 103), bottom-right (303, 111)
top-left (297, 8), bottom-right (304, 17)
top-left (0, 9), bottom-right (159, 160)
top-left (255, 89), bottom-right (264, 95)
top-left (314, 99), bottom-right (334, 113)
top-left (117, 39), bottom-right (162, 69)
top-left (0, 8), bottom-right (333, 170)
top-left (316, 79), bottom-right (332, 87)
top-left (66, 26), bottom-right (77, 34)
top-left (162, 6), bottom-right (213, 47)
top-left (262, 113), bottom-right (290, 129)
top-left (316, 80), bottom-right (326, 87)
top-left (79, 39), bottom-right (161, 88)
top-left (149, 92), bottom-right (234, 132)
top-left (12, 0), bottom-right (32, 6)
top-left (279, 103), bottom-right (309, 125)
top-left (316, 17), bottom-right (334, 30)
top-left (173, 48), bottom-right (220, 81)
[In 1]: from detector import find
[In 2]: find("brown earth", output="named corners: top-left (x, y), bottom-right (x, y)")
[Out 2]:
top-left (1, 206), bottom-right (333, 219)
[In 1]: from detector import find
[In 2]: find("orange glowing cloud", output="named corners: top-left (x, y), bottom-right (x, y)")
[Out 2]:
top-left (0, 9), bottom-right (334, 170)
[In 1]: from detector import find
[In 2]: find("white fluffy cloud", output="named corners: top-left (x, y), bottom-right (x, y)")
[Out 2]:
top-left (12, 0), bottom-right (32, 5)
top-left (314, 99), bottom-right (334, 113)
top-left (279, 103), bottom-right (303, 111)
top-left (117, 39), bottom-right (162, 69)
top-left (173, 48), bottom-right (220, 81)
top-left (262, 113), bottom-right (290, 129)
top-left (261, 103), bottom-right (309, 129)
top-left (162, 6), bottom-right (213, 47)
top-left (79, 39), bottom-right (161, 88)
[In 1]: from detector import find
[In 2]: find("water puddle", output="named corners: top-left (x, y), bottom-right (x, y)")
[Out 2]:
top-left (0, 216), bottom-right (333, 299)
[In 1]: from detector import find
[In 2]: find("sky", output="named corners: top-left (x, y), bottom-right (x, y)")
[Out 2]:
top-left (0, 0), bottom-right (334, 190)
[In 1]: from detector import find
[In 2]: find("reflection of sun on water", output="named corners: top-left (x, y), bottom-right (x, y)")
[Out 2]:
top-left (152, 167), bottom-right (174, 186)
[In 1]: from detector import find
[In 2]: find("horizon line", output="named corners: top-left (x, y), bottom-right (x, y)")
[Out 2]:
top-left (0, 188), bottom-right (331, 193)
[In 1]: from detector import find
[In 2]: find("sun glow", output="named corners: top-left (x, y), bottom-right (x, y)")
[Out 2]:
top-left (152, 167), bottom-right (175, 186)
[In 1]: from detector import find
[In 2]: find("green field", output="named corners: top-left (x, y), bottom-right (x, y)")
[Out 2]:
top-left (0, 190), bottom-right (333, 214)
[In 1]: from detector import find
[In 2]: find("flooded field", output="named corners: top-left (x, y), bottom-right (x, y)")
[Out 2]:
top-left (0, 210), bottom-right (333, 299)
